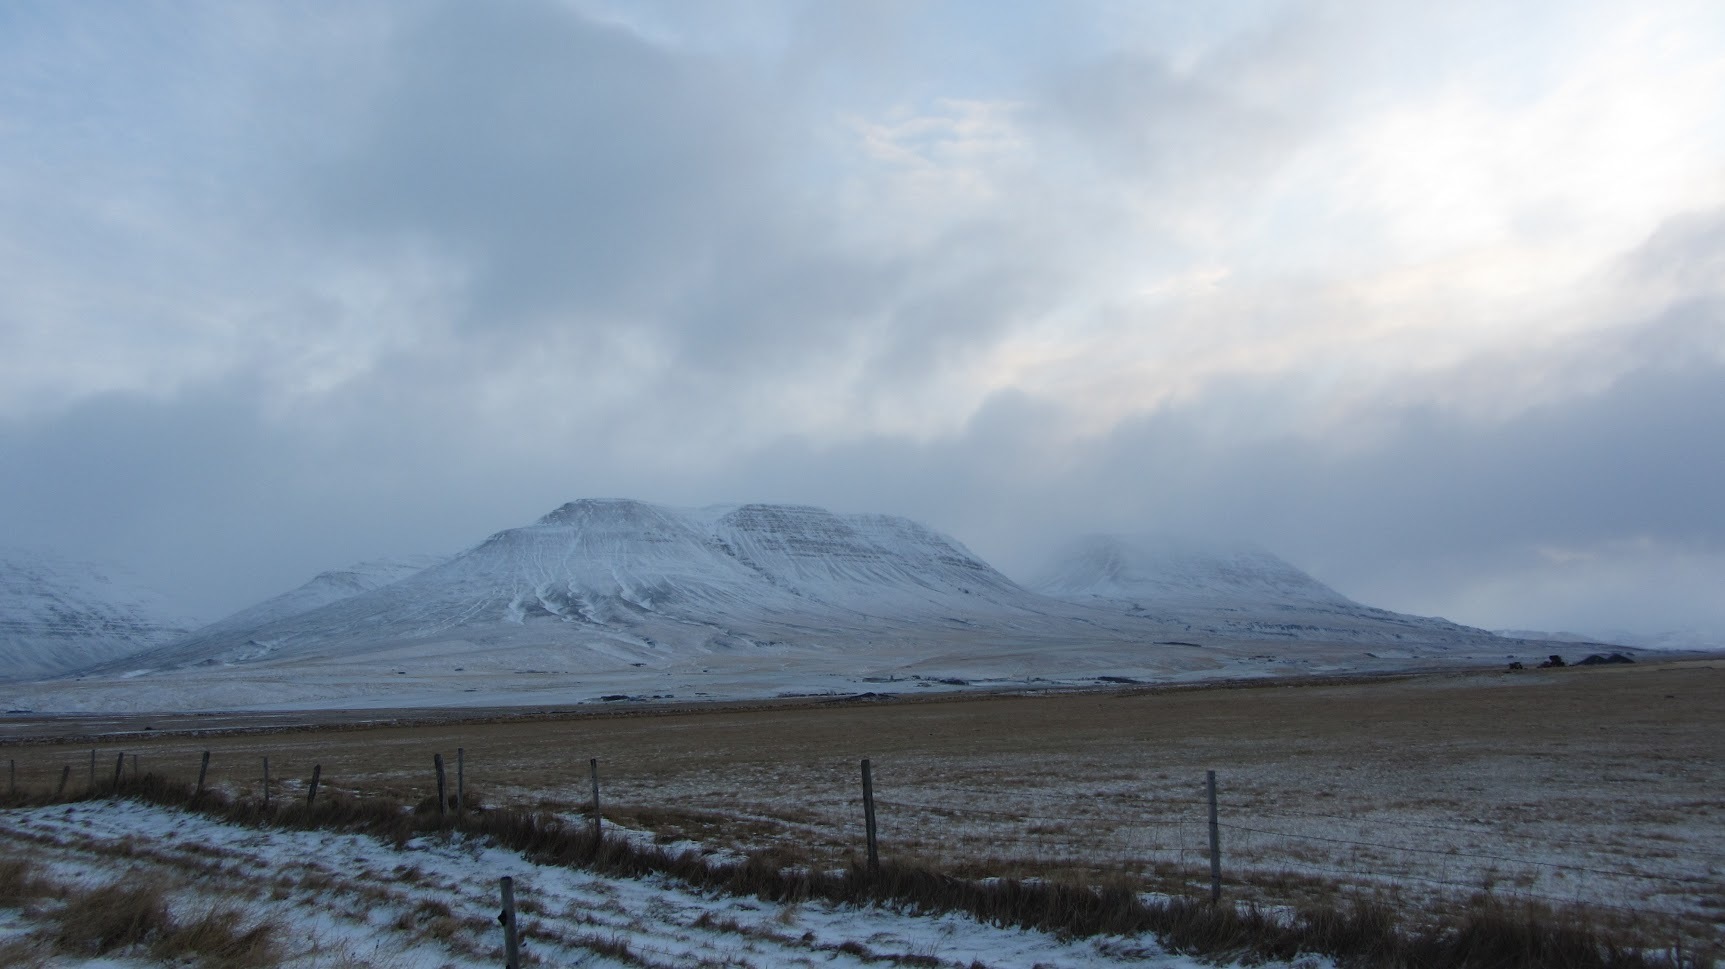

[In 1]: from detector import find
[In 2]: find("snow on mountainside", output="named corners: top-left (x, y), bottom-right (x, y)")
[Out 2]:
top-left (102, 499), bottom-right (1060, 673)
top-left (180, 554), bottom-right (446, 642)
top-left (0, 548), bottom-right (199, 679)
top-left (1031, 534), bottom-right (1503, 645)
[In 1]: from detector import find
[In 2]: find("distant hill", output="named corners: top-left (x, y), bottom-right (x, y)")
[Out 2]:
top-left (1029, 534), bottom-right (1504, 647)
top-left (0, 547), bottom-right (200, 679)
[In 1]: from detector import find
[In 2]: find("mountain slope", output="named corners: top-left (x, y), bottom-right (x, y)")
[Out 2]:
top-left (181, 555), bottom-right (445, 643)
top-left (0, 548), bottom-right (199, 679)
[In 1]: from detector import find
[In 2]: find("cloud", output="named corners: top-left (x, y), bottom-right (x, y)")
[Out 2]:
top-left (1, 1), bottom-right (1722, 638)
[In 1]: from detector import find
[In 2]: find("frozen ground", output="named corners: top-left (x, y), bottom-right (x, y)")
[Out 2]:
top-left (0, 799), bottom-right (1268, 969)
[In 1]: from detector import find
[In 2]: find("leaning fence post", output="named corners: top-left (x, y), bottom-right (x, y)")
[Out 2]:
top-left (112, 752), bottom-right (125, 792)
top-left (1207, 769), bottom-right (1221, 904)
top-left (434, 753), bottom-right (448, 824)
top-left (262, 756), bottom-right (271, 808)
top-left (306, 765), bottom-right (322, 807)
top-left (58, 765), bottom-right (71, 797)
top-left (861, 758), bottom-right (879, 875)
top-left (457, 747), bottom-right (465, 817)
top-left (194, 751), bottom-right (210, 801)
top-left (499, 876), bottom-right (522, 969)
top-left (589, 758), bottom-right (602, 847)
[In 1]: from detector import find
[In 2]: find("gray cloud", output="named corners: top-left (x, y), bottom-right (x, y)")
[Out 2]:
top-left (1, 1), bottom-right (1722, 642)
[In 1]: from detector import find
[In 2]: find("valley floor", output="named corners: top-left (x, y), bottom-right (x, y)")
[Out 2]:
top-left (1, 660), bottom-right (1720, 963)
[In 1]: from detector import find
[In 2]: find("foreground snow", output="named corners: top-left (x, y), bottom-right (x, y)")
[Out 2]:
top-left (0, 800), bottom-right (1294, 968)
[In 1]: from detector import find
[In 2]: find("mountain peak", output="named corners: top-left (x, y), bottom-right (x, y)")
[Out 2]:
top-left (535, 498), bottom-right (662, 527)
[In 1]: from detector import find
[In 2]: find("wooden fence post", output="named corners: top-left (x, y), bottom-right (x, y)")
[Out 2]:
top-left (306, 765), bottom-right (321, 807)
top-left (456, 747), bottom-right (465, 817)
top-left (88, 749), bottom-right (95, 793)
top-left (131, 753), bottom-right (139, 777)
top-left (112, 752), bottom-right (124, 792)
top-left (861, 758), bottom-right (879, 875)
top-left (195, 751), bottom-right (210, 801)
top-left (58, 765), bottom-right (71, 797)
top-left (1207, 770), bottom-right (1221, 905)
top-left (434, 753), bottom-right (447, 824)
top-left (499, 876), bottom-right (521, 969)
top-left (262, 756), bottom-right (271, 808)
top-left (589, 758), bottom-right (602, 847)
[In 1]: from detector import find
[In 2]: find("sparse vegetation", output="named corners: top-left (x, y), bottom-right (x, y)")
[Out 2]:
top-left (0, 864), bottom-right (282, 968)
top-left (2, 769), bottom-right (1708, 968)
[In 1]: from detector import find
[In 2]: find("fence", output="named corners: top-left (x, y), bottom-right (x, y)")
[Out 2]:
top-left (2, 745), bottom-right (1718, 945)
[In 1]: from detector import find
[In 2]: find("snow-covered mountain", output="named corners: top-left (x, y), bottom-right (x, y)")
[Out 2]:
top-left (0, 548), bottom-right (200, 679)
top-left (1030, 534), bottom-right (1504, 646)
top-left (103, 499), bottom-right (1067, 673)
top-left (1033, 534), bottom-right (1356, 608)
top-left (16, 504), bottom-right (1567, 712)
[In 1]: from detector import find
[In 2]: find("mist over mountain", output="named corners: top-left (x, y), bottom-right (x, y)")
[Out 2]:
top-left (0, 547), bottom-right (200, 680)
top-left (1029, 533), bottom-right (1503, 647)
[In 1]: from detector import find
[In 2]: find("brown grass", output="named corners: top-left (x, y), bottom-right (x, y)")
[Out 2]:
top-left (2, 661), bottom-right (1720, 966)
top-left (53, 880), bottom-right (176, 955)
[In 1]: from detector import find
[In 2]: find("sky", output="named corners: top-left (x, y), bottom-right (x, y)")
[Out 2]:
top-left (1, 0), bottom-right (1722, 637)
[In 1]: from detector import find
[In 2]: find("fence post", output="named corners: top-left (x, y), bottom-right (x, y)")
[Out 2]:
top-left (457, 747), bottom-right (465, 817)
top-left (1207, 769), bottom-right (1221, 905)
top-left (434, 753), bottom-right (447, 824)
top-left (112, 752), bottom-right (124, 792)
top-left (306, 765), bottom-right (321, 807)
top-left (589, 758), bottom-right (602, 848)
top-left (262, 756), bottom-right (271, 808)
top-left (132, 753), bottom-right (139, 777)
top-left (195, 751), bottom-right (210, 801)
top-left (861, 758), bottom-right (879, 875)
top-left (499, 876), bottom-right (521, 969)
top-left (58, 765), bottom-right (71, 797)
top-left (88, 749), bottom-right (95, 793)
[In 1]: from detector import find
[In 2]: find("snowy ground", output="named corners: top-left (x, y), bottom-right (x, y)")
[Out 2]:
top-left (1, 629), bottom-right (1594, 716)
top-left (0, 800), bottom-right (1275, 969)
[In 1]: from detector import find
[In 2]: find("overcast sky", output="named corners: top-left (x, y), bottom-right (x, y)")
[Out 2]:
top-left (2, 0), bottom-right (1722, 637)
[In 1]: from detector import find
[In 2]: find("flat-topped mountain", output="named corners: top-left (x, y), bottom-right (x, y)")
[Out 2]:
top-left (105, 499), bottom-right (1061, 673)
top-left (0, 547), bottom-right (199, 679)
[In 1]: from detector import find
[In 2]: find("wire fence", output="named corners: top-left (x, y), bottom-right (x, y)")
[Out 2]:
top-left (5, 747), bottom-right (1720, 941)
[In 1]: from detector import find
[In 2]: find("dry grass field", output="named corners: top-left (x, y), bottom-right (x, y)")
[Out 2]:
top-left (5, 659), bottom-right (1722, 947)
